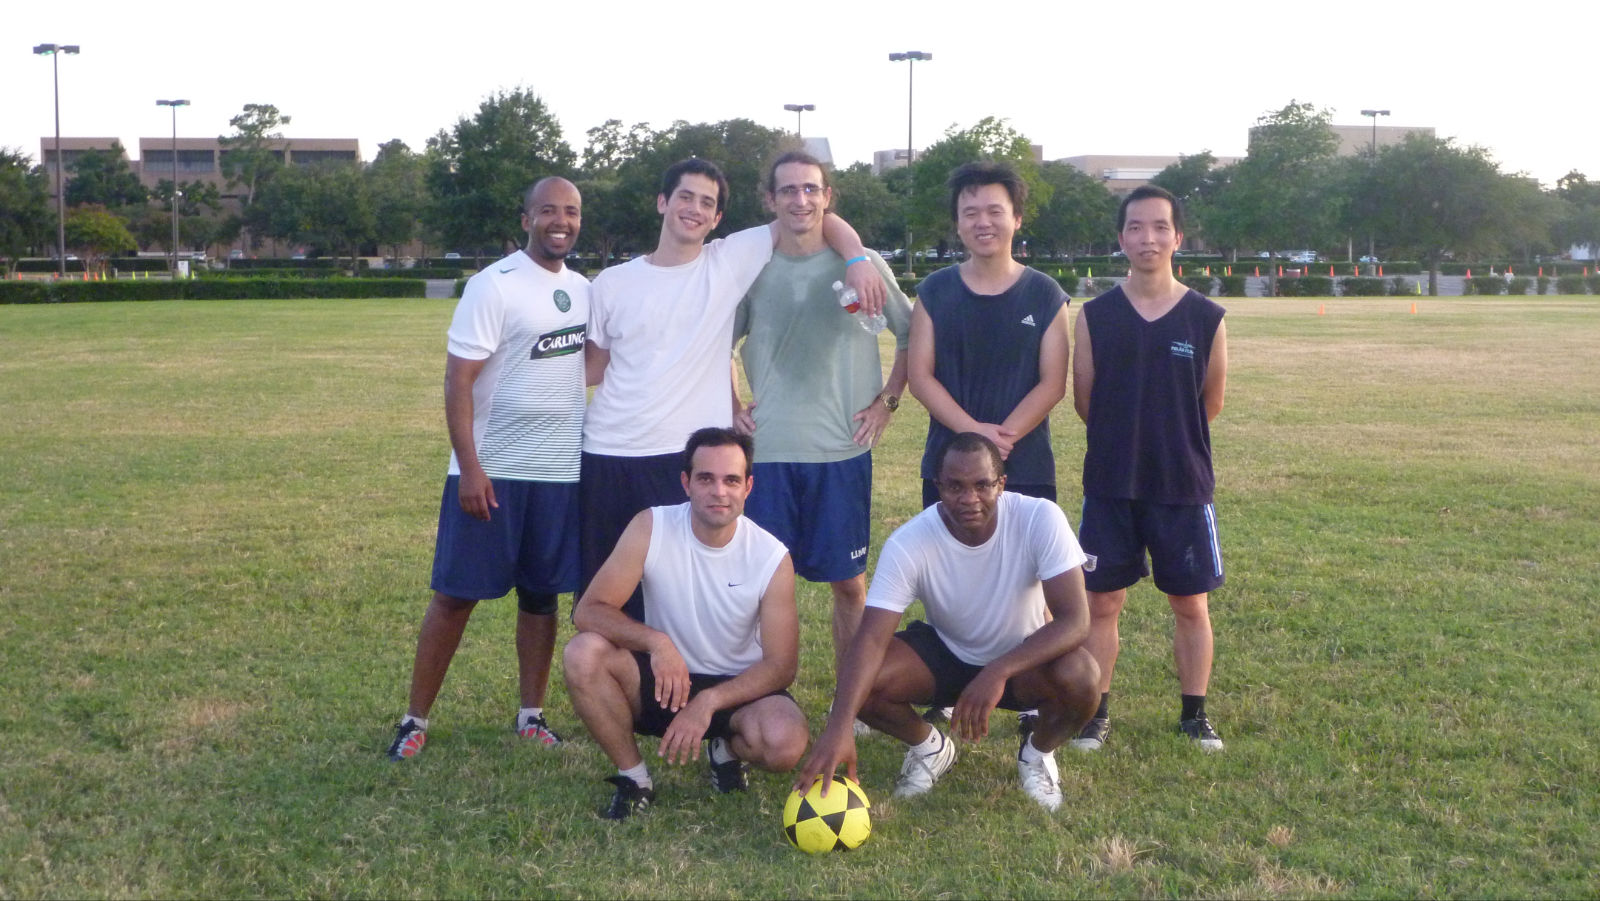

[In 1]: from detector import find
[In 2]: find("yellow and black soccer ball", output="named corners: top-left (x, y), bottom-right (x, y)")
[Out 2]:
top-left (783, 776), bottom-right (871, 853)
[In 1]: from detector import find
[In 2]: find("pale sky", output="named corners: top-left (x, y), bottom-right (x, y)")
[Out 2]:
top-left (6, 0), bottom-right (1593, 188)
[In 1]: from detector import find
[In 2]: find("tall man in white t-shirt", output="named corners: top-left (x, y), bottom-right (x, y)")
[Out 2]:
top-left (388, 177), bottom-right (589, 761)
top-left (731, 150), bottom-right (912, 685)
top-left (581, 158), bottom-right (885, 624)
top-left (793, 432), bottom-right (1101, 812)
top-left (564, 428), bottom-right (808, 819)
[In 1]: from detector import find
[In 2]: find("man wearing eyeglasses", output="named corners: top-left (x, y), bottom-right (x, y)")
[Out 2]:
top-left (792, 432), bottom-right (1100, 813)
top-left (731, 151), bottom-right (911, 694)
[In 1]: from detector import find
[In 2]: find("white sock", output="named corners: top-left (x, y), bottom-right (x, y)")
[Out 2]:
top-left (707, 736), bottom-right (738, 764)
top-left (518, 707), bottom-right (543, 726)
top-left (1019, 735), bottom-right (1046, 764)
top-left (401, 714), bottom-right (428, 731)
top-left (909, 727), bottom-right (944, 756)
top-left (619, 761), bottom-right (652, 789)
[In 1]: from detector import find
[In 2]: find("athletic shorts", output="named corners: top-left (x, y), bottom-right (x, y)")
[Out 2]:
top-left (1077, 497), bottom-right (1223, 597)
top-left (895, 621), bottom-right (1027, 711)
top-left (629, 651), bottom-right (796, 740)
top-left (921, 479), bottom-right (1055, 509)
top-left (744, 455), bottom-right (871, 583)
top-left (579, 451), bottom-right (684, 620)
top-left (430, 476), bottom-right (578, 600)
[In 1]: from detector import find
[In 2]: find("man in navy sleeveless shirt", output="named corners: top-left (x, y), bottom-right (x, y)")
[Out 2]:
top-left (909, 161), bottom-right (1070, 510)
top-left (1071, 185), bottom-right (1230, 752)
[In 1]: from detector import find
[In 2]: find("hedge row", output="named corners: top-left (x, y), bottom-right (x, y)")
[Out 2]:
top-left (0, 278), bottom-right (427, 304)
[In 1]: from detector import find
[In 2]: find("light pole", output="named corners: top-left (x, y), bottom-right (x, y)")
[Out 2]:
top-left (156, 100), bottom-right (190, 276)
top-left (33, 42), bottom-right (80, 278)
top-left (1360, 109), bottom-right (1389, 261)
top-left (783, 103), bottom-right (814, 138)
top-left (889, 50), bottom-right (931, 275)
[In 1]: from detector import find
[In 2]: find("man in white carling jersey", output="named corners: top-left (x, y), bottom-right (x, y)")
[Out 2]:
top-left (564, 427), bottom-right (807, 819)
top-left (387, 177), bottom-right (587, 762)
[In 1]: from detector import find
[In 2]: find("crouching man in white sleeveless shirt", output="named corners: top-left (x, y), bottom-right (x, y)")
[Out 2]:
top-left (564, 427), bottom-right (807, 819)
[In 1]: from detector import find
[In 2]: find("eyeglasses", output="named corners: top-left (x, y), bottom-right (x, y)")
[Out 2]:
top-left (774, 183), bottom-right (825, 199)
top-left (937, 479), bottom-right (1002, 496)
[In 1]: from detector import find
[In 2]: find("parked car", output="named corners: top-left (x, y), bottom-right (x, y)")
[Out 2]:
top-left (1359, 255), bottom-right (1381, 264)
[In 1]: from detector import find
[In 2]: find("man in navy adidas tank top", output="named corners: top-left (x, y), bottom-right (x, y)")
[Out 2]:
top-left (909, 161), bottom-right (1070, 509)
top-left (1071, 185), bottom-right (1230, 753)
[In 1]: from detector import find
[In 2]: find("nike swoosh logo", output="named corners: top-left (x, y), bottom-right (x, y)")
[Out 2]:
top-left (727, 582), bottom-right (743, 587)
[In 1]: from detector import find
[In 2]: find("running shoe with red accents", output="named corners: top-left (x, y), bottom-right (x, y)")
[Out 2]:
top-left (387, 720), bottom-right (426, 761)
top-left (516, 712), bottom-right (564, 747)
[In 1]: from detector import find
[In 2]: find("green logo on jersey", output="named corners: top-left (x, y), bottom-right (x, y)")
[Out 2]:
top-left (553, 289), bottom-right (572, 313)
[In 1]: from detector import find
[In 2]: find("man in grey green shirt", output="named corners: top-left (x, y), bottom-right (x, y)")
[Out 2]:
top-left (733, 150), bottom-right (912, 683)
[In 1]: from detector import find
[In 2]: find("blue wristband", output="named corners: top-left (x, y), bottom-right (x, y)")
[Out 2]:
top-left (845, 255), bottom-right (869, 266)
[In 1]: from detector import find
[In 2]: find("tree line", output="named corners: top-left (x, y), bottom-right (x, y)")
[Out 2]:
top-left (3, 93), bottom-right (1598, 289)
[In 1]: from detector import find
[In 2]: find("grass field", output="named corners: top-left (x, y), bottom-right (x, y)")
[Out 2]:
top-left (2, 296), bottom-right (1597, 899)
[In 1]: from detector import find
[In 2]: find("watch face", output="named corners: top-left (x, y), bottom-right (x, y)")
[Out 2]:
top-left (883, 395), bottom-right (899, 412)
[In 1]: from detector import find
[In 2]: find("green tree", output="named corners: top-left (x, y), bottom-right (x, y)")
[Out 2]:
top-left (0, 148), bottom-right (52, 274)
top-left (220, 103), bottom-right (291, 252)
top-left (1357, 134), bottom-right (1535, 295)
top-left (134, 179), bottom-right (225, 254)
top-left (829, 162), bottom-right (902, 252)
top-left (1208, 101), bottom-right (1342, 288)
top-left (908, 117), bottom-right (1048, 261)
top-left (1025, 161), bottom-right (1117, 261)
top-left (64, 204), bottom-right (136, 274)
top-left (574, 119), bottom-right (662, 266)
top-left (1150, 151), bottom-right (1229, 253)
top-left (252, 162), bottom-right (374, 268)
top-left (367, 139), bottom-right (426, 266)
top-left (1554, 171), bottom-right (1600, 258)
top-left (64, 142), bottom-right (147, 210)
top-left (425, 88), bottom-right (575, 263)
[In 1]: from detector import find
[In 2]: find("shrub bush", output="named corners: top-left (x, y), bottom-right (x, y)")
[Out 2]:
top-left (1340, 277), bottom-right (1387, 296)
top-left (1464, 277), bottom-right (1506, 295)
top-left (1389, 277), bottom-right (1414, 295)
top-left (1278, 275), bottom-right (1333, 297)
top-left (1554, 274), bottom-right (1587, 295)
top-left (1179, 275), bottom-right (1216, 295)
top-left (1089, 277), bottom-right (1119, 295)
top-left (1587, 274), bottom-right (1600, 295)
top-left (1054, 274), bottom-right (1080, 296)
top-left (0, 278), bottom-right (426, 303)
top-left (1507, 277), bottom-right (1533, 296)
top-left (454, 277), bottom-right (471, 298)
top-left (1217, 275), bottom-right (1247, 296)
top-left (1537, 276), bottom-right (1551, 295)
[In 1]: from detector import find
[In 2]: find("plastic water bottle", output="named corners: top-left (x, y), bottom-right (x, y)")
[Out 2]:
top-left (833, 280), bottom-right (886, 334)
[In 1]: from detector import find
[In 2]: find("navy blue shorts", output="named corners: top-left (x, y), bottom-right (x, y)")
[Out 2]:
top-left (895, 621), bottom-right (1027, 710)
top-left (743, 455), bottom-right (871, 583)
top-left (430, 476), bottom-right (578, 601)
top-left (922, 479), bottom-right (1055, 508)
top-left (1077, 497), bottom-right (1223, 597)
top-left (629, 651), bottom-right (796, 740)
top-left (579, 452), bottom-right (685, 620)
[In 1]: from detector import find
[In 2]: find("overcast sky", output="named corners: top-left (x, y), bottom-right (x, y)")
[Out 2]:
top-left (6, 0), bottom-right (1592, 188)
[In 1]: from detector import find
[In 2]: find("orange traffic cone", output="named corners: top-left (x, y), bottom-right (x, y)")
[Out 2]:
top-left (1411, 302), bottom-right (1418, 314)
top-left (1318, 304), bottom-right (1325, 315)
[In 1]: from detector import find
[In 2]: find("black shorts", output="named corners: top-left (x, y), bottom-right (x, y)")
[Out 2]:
top-left (896, 621), bottom-right (1027, 710)
top-left (630, 652), bottom-right (796, 740)
top-left (579, 451), bottom-right (684, 620)
top-left (1077, 497), bottom-right (1224, 596)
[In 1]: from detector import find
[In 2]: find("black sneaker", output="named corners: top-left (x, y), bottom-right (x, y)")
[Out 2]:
top-left (600, 775), bottom-right (655, 820)
top-left (1178, 714), bottom-right (1224, 751)
top-left (1069, 716), bottom-right (1110, 752)
top-left (705, 737), bottom-right (749, 793)
top-left (386, 720), bottom-right (426, 761)
top-left (921, 706), bottom-right (953, 726)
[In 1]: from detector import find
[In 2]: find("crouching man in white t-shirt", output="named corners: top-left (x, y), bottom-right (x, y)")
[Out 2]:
top-left (794, 432), bottom-right (1100, 812)
top-left (564, 427), bottom-right (807, 819)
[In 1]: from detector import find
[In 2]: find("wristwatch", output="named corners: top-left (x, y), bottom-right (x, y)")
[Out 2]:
top-left (879, 393), bottom-right (900, 412)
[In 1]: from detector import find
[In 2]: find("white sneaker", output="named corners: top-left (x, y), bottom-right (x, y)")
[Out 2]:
top-left (853, 719), bottom-right (873, 737)
top-left (892, 730), bottom-right (957, 798)
top-left (1017, 747), bottom-right (1063, 812)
